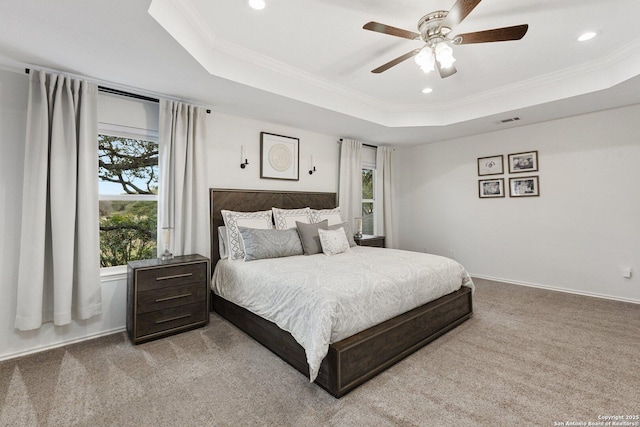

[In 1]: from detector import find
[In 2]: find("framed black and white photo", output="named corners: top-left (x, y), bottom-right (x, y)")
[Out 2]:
top-left (508, 150), bottom-right (538, 173)
top-left (260, 132), bottom-right (299, 181)
top-left (509, 176), bottom-right (539, 197)
top-left (478, 178), bottom-right (505, 198)
top-left (477, 155), bottom-right (504, 176)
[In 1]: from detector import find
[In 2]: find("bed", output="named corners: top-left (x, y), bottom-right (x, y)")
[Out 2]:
top-left (209, 188), bottom-right (473, 398)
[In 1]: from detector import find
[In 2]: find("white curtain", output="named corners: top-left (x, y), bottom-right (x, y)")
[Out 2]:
top-left (15, 70), bottom-right (101, 331)
top-left (338, 139), bottom-right (362, 229)
top-left (158, 100), bottom-right (210, 259)
top-left (376, 145), bottom-right (397, 248)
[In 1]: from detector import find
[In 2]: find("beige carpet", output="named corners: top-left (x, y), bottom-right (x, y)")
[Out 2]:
top-left (1, 279), bottom-right (638, 426)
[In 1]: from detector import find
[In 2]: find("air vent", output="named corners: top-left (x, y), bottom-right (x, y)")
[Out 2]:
top-left (499, 117), bottom-right (521, 124)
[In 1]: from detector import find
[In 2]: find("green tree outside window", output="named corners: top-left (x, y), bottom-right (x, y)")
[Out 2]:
top-left (99, 135), bottom-right (158, 267)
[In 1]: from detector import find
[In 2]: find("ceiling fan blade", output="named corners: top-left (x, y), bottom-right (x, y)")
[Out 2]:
top-left (372, 50), bottom-right (420, 73)
top-left (363, 21), bottom-right (420, 40)
top-left (453, 24), bottom-right (529, 44)
top-left (437, 62), bottom-right (457, 78)
top-left (444, 0), bottom-right (482, 29)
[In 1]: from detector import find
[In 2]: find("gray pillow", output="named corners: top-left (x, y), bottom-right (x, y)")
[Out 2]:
top-left (238, 227), bottom-right (303, 261)
top-left (329, 222), bottom-right (356, 247)
top-left (296, 220), bottom-right (328, 255)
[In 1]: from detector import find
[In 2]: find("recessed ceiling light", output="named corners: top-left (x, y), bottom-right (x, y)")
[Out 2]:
top-left (578, 31), bottom-right (598, 42)
top-left (422, 87), bottom-right (433, 94)
top-left (248, 0), bottom-right (265, 10)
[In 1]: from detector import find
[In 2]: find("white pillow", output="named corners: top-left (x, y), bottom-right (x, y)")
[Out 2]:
top-left (311, 207), bottom-right (343, 226)
top-left (272, 207), bottom-right (313, 230)
top-left (318, 227), bottom-right (350, 256)
top-left (221, 209), bottom-right (274, 260)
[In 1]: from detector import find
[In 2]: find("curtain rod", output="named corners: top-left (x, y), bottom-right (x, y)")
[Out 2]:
top-left (25, 68), bottom-right (211, 113)
top-left (338, 138), bottom-right (377, 148)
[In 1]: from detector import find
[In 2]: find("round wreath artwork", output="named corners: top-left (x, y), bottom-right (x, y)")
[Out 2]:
top-left (268, 143), bottom-right (292, 172)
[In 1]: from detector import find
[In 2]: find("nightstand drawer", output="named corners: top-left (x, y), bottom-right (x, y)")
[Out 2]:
top-left (136, 302), bottom-right (208, 338)
top-left (136, 262), bottom-right (207, 291)
top-left (136, 282), bottom-right (208, 314)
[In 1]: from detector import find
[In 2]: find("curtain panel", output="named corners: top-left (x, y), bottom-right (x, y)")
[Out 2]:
top-left (376, 145), bottom-right (397, 248)
top-left (158, 100), bottom-right (210, 259)
top-left (338, 139), bottom-right (363, 228)
top-left (15, 70), bottom-right (102, 331)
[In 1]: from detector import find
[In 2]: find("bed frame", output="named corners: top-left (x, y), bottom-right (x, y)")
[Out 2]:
top-left (209, 188), bottom-right (473, 398)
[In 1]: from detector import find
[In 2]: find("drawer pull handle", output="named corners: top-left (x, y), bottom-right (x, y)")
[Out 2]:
top-left (156, 272), bottom-right (193, 281)
top-left (155, 292), bottom-right (192, 303)
top-left (155, 314), bottom-right (191, 324)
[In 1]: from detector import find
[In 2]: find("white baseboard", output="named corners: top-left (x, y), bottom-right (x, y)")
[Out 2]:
top-left (0, 326), bottom-right (126, 363)
top-left (471, 274), bottom-right (640, 305)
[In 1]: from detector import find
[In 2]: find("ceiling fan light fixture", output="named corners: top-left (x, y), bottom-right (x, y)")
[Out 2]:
top-left (435, 42), bottom-right (456, 68)
top-left (578, 31), bottom-right (598, 42)
top-left (414, 47), bottom-right (435, 73)
top-left (248, 0), bottom-right (266, 10)
top-left (364, 1), bottom-right (528, 78)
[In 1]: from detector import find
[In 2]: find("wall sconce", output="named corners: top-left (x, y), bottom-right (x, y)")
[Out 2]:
top-left (240, 145), bottom-right (249, 169)
top-left (308, 155), bottom-right (316, 175)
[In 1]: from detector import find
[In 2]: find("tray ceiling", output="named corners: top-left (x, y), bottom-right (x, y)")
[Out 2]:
top-left (1, 0), bottom-right (640, 145)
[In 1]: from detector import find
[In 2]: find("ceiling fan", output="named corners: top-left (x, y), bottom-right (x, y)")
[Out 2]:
top-left (363, 0), bottom-right (528, 78)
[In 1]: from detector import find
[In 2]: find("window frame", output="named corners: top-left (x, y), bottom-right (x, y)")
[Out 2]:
top-left (361, 167), bottom-right (376, 236)
top-left (360, 145), bottom-right (378, 236)
top-left (98, 123), bottom-right (159, 271)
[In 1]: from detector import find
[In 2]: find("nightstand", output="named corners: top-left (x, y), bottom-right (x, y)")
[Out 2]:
top-left (354, 235), bottom-right (385, 248)
top-left (127, 254), bottom-right (210, 344)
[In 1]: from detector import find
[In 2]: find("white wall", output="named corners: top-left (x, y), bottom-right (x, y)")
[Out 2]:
top-left (395, 105), bottom-right (640, 303)
top-left (0, 68), bottom-right (340, 361)
top-left (0, 69), bottom-right (29, 359)
top-left (205, 112), bottom-right (339, 192)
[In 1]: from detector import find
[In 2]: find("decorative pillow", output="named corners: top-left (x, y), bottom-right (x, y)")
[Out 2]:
top-left (296, 220), bottom-right (328, 255)
top-left (238, 227), bottom-right (303, 261)
top-left (272, 207), bottom-right (313, 230)
top-left (329, 222), bottom-right (356, 247)
top-left (318, 227), bottom-right (350, 256)
top-left (218, 226), bottom-right (229, 259)
top-left (311, 207), bottom-right (343, 226)
top-left (221, 209), bottom-right (274, 260)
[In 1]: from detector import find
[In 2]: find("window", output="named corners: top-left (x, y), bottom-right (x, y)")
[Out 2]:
top-left (98, 125), bottom-right (159, 267)
top-left (361, 145), bottom-right (377, 235)
top-left (362, 168), bottom-right (375, 235)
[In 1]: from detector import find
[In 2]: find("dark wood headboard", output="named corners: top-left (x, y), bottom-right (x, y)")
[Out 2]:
top-left (210, 188), bottom-right (337, 266)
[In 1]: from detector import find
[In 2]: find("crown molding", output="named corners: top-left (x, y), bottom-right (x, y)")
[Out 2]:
top-left (212, 37), bottom-right (389, 111)
top-left (149, 0), bottom-right (640, 128)
top-left (391, 37), bottom-right (640, 114)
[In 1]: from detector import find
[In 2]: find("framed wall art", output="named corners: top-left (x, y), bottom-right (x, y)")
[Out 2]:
top-left (508, 150), bottom-right (538, 173)
top-left (477, 155), bottom-right (504, 176)
top-left (260, 132), bottom-right (299, 181)
top-left (478, 178), bottom-right (505, 198)
top-left (509, 176), bottom-right (540, 197)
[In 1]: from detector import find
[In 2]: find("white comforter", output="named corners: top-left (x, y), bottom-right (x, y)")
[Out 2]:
top-left (211, 246), bottom-right (474, 381)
